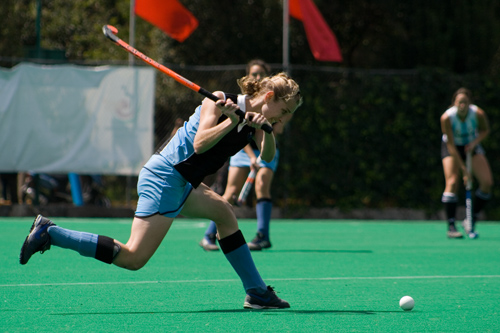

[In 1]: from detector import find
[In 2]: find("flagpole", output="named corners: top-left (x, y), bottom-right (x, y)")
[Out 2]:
top-left (282, 0), bottom-right (291, 217)
top-left (125, 0), bottom-right (137, 207)
top-left (129, 0), bottom-right (136, 65)
top-left (282, 0), bottom-right (290, 75)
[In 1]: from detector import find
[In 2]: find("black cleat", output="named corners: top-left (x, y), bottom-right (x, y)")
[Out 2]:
top-left (247, 232), bottom-right (272, 251)
top-left (19, 215), bottom-right (55, 265)
top-left (243, 286), bottom-right (290, 309)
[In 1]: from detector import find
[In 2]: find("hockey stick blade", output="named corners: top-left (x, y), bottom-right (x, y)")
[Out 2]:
top-left (237, 169), bottom-right (256, 206)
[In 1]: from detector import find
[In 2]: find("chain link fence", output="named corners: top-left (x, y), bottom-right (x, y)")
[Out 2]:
top-left (3, 59), bottom-right (498, 218)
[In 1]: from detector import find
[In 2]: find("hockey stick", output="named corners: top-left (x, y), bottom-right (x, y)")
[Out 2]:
top-left (236, 157), bottom-right (261, 206)
top-left (464, 150), bottom-right (473, 233)
top-left (237, 170), bottom-right (256, 207)
top-left (102, 25), bottom-right (272, 133)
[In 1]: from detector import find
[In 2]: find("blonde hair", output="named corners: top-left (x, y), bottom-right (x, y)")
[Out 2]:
top-left (237, 72), bottom-right (303, 110)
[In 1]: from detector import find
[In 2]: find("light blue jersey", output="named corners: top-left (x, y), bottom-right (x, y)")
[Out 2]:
top-left (442, 105), bottom-right (478, 146)
top-left (136, 93), bottom-right (255, 217)
top-left (159, 105), bottom-right (201, 166)
top-left (158, 94), bottom-right (254, 188)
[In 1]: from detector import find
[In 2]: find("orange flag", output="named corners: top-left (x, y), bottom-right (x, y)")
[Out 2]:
top-left (290, 0), bottom-right (342, 62)
top-left (135, 0), bottom-right (198, 42)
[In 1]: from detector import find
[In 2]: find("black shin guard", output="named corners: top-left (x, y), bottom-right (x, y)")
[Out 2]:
top-left (95, 236), bottom-right (121, 264)
top-left (472, 191), bottom-right (491, 229)
top-left (473, 195), bottom-right (490, 217)
top-left (218, 230), bottom-right (246, 254)
top-left (442, 193), bottom-right (457, 227)
top-left (444, 201), bottom-right (457, 223)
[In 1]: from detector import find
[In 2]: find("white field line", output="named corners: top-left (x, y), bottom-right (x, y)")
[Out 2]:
top-left (1, 275), bottom-right (499, 288)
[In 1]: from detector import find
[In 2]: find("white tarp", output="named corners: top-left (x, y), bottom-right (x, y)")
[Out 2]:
top-left (0, 63), bottom-right (155, 175)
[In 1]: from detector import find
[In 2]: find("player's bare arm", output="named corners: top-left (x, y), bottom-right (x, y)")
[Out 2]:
top-left (243, 144), bottom-right (260, 171)
top-left (194, 92), bottom-right (240, 154)
top-left (471, 107), bottom-right (490, 148)
top-left (253, 129), bottom-right (276, 163)
top-left (441, 113), bottom-right (466, 172)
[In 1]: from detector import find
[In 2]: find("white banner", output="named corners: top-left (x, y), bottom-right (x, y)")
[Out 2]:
top-left (0, 63), bottom-right (155, 175)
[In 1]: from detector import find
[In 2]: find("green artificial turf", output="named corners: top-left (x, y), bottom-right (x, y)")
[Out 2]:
top-left (1, 217), bottom-right (499, 332)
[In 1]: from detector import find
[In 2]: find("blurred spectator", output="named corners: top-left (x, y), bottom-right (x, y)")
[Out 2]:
top-left (0, 173), bottom-right (19, 204)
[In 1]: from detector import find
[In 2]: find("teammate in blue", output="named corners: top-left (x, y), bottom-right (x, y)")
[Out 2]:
top-left (200, 118), bottom-right (290, 251)
top-left (19, 72), bottom-right (303, 309)
top-left (200, 60), bottom-right (288, 251)
top-left (440, 87), bottom-right (493, 239)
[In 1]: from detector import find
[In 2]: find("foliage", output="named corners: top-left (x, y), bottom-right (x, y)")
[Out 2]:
top-left (2, 0), bottom-right (500, 71)
top-left (274, 67), bottom-right (500, 218)
top-left (2, 1), bottom-right (500, 217)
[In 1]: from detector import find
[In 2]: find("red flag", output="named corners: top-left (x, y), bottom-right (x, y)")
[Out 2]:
top-left (290, 0), bottom-right (342, 62)
top-left (135, 0), bottom-right (198, 42)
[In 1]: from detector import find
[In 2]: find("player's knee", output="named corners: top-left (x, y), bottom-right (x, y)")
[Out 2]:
top-left (255, 181), bottom-right (270, 195)
top-left (208, 198), bottom-right (232, 218)
top-left (124, 258), bottom-right (148, 271)
top-left (446, 179), bottom-right (459, 192)
top-left (119, 252), bottom-right (150, 271)
top-left (214, 206), bottom-right (237, 226)
top-left (255, 177), bottom-right (264, 190)
top-left (219, 197), bottom-right (234, 212)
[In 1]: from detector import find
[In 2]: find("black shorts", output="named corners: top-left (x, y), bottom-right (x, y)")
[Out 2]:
top-left (441, 140), bottom-right (485, 160)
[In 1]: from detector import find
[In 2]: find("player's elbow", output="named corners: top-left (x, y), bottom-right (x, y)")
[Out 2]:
top-left (260, 154), bottom-right (274, 163)
top-left (193, 140), bottom-right (209, 154)
top-left (193, 144), bottom-right (208, 155)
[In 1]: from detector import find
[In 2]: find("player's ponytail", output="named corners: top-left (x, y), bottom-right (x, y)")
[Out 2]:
top-left (238, 76), bottom-right (261, 96)
top-left (238, 72), bottom-right (302, 111)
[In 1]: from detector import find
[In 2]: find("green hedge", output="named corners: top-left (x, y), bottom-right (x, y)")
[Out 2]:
top-left (148, 66), bottom-right (499, 218)
top-left (272, 67), bottom-right (500, 218)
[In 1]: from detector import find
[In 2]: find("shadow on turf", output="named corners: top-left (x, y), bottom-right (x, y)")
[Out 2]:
top-left (51, 309), bottom-right (399, 315)
top-left (264, 250), bottom-right (373, 253)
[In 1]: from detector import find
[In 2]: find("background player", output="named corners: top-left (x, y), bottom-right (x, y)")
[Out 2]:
top-left (440, 87), bottom-right (493, 239)
top-left (200, 60), bottom-right (290, 251)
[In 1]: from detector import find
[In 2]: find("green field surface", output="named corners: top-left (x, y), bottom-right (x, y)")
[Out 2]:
top-left (1, 217), bottom-right (499, 332)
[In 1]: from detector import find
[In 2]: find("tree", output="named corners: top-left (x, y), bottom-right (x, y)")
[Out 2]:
top-left (2, 0), bottom-right (500, 73)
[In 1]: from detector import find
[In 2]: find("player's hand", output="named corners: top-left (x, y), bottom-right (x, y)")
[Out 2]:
top-left (464, 143), bottom-right (476, 153)
top-left (462, 169), bottom-right (472, 186)
top-left (216, 99), bottom-right (240, 123)
top-left (249, 157), bottom-right (261, 172)
top-left (244, 112), bottom-right (272, 131)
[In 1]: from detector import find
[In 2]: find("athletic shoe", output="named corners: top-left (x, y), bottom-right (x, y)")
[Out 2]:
top-left (447, 230), bottom-right (463, 239)
top-left (247, 232), bottom-right (272, 251)
top-left (19, 215), bottom-right (55, 265)
top-left (243, 286), bottom-right (290, 309)
top-left (199, 234), bottom-right (219, 251)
